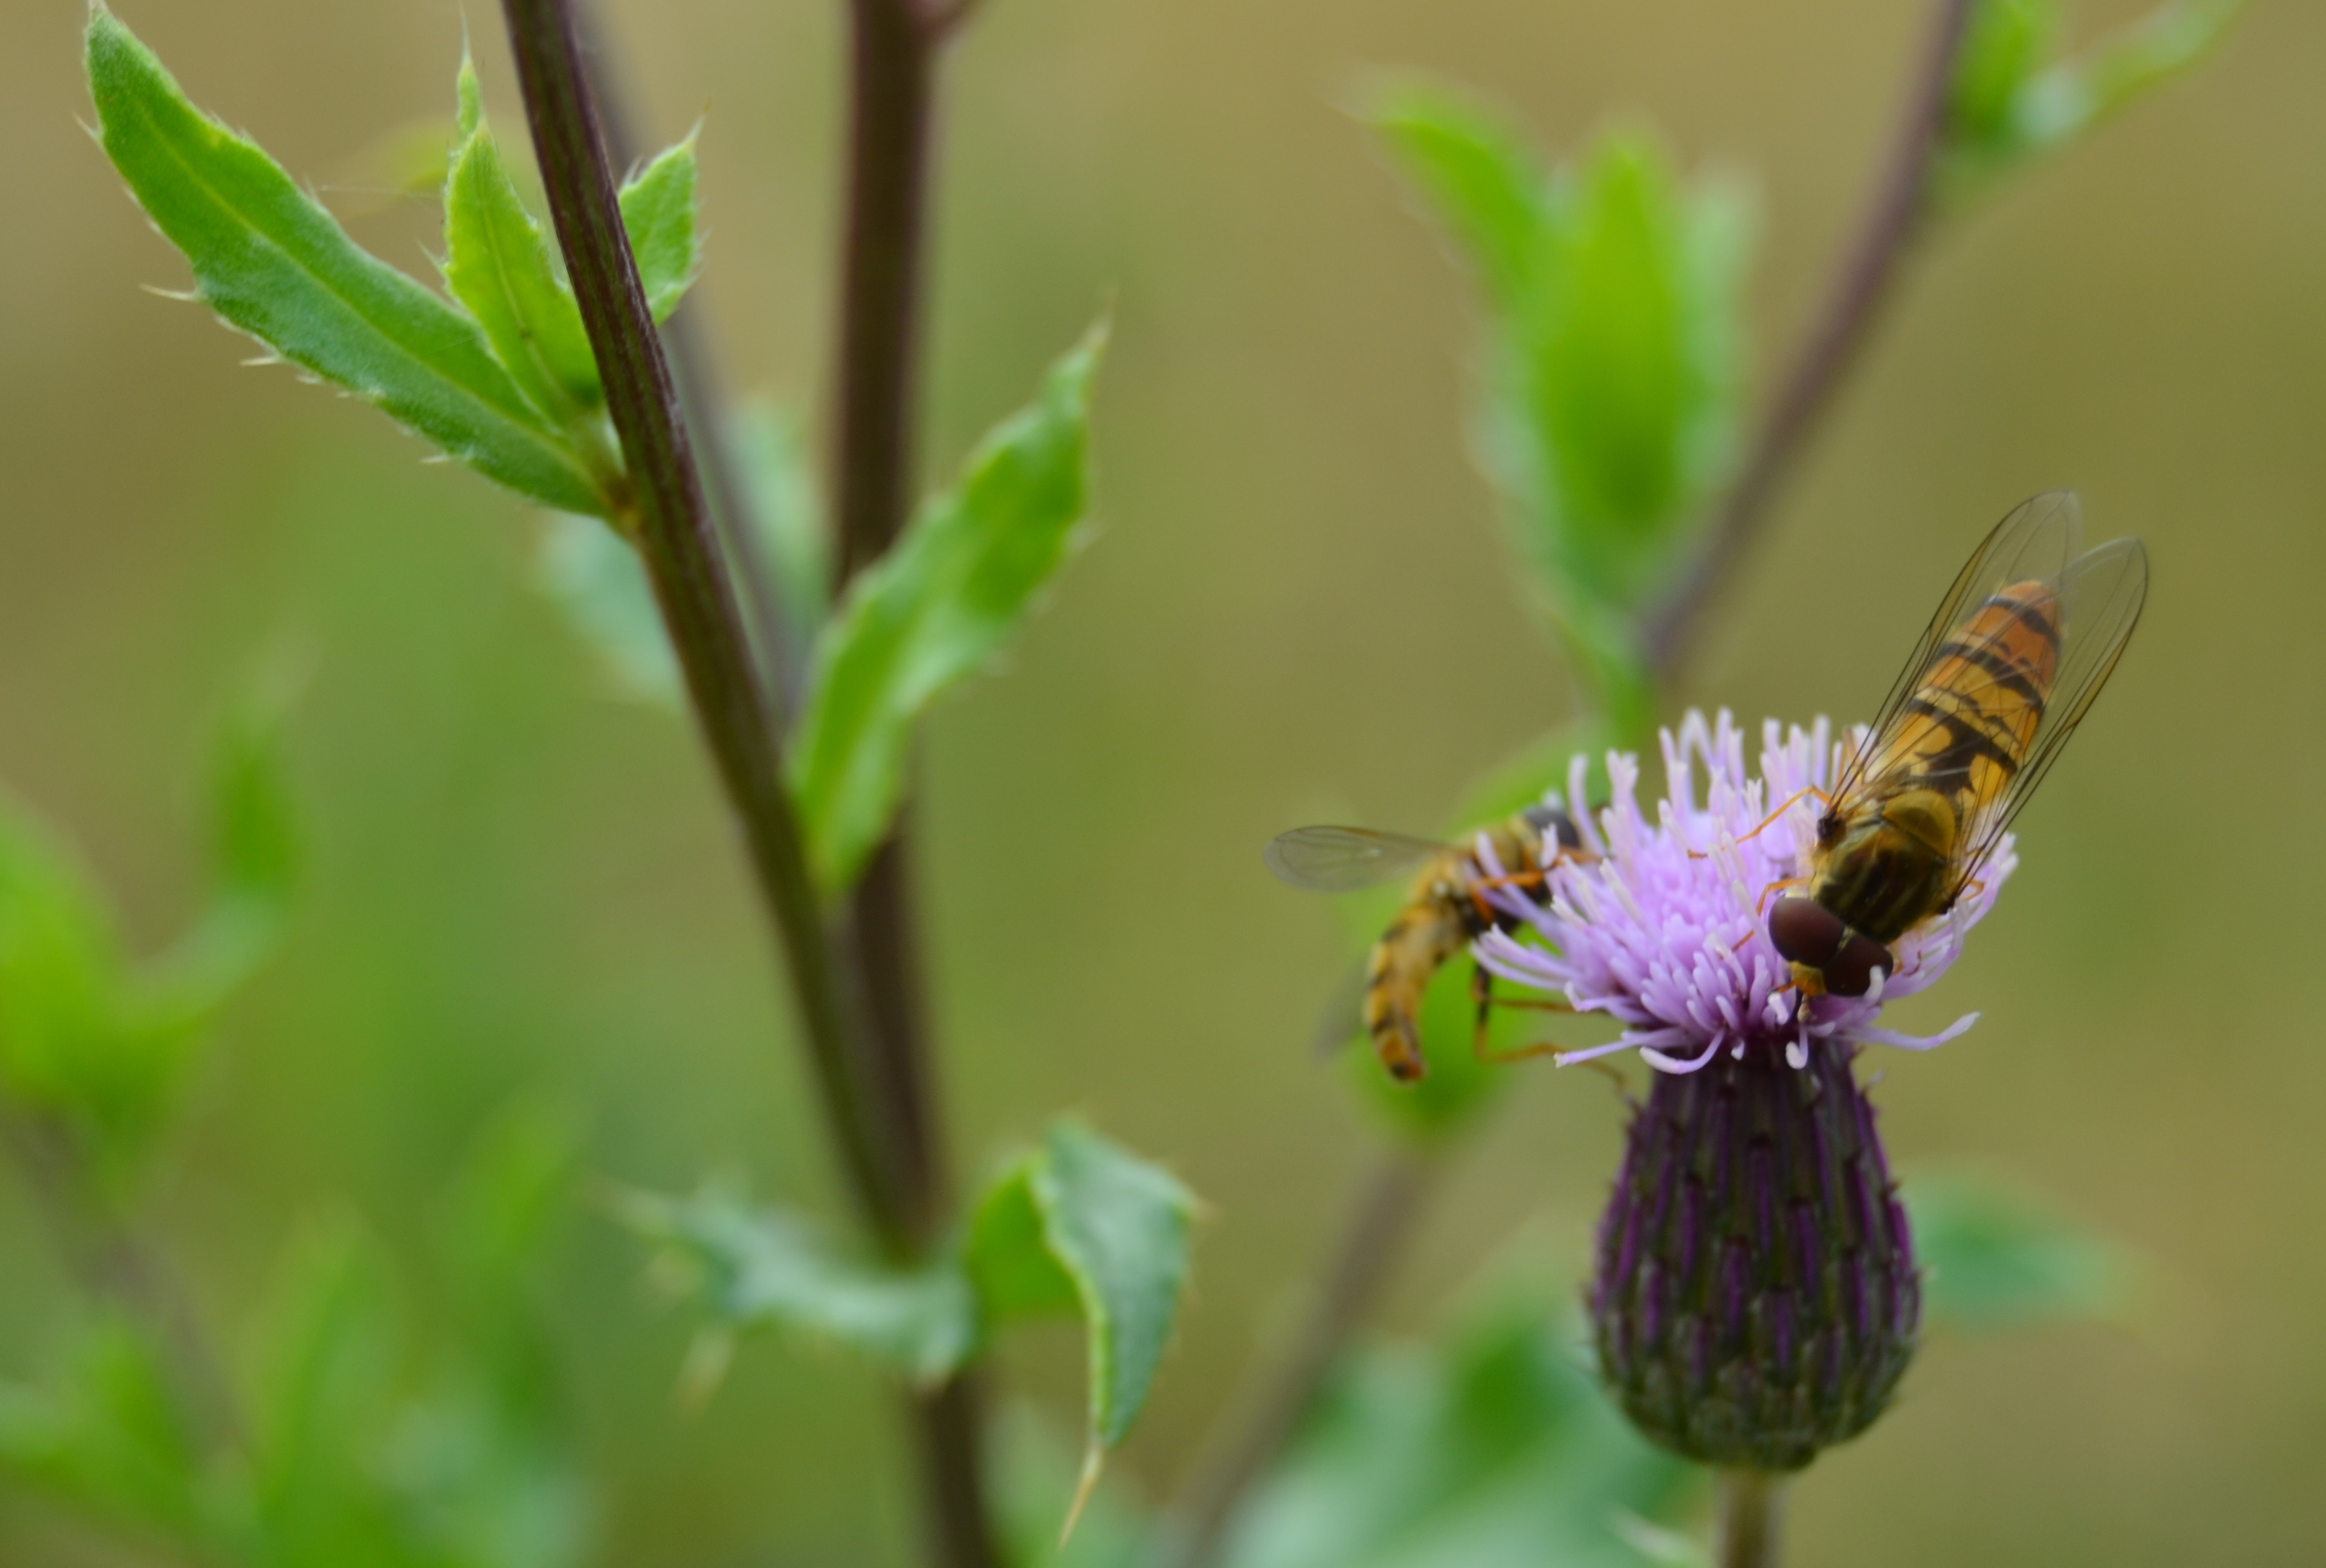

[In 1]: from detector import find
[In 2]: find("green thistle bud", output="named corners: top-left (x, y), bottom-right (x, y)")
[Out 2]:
top-left (1587, 1040), bottom-right (1919, 1471)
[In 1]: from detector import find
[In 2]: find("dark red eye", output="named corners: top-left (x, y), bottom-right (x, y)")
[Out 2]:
top-left (1767, 895), bottom-right (1845, 967)
top-left (1821, 933), bottom-right (1895, 998)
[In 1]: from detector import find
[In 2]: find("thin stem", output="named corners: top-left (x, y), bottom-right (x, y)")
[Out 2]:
top-left (1163, 1148), bottom-right (1438, 1568)
top-left (1714, 1470), bottom-right (1785, 1568)
top-left (498, 0), bottom-right (914, 1255)
top-left (1642, 0), bottom-right (1977, 682)
top-left (826, 0), bottom-right (1005, 1562)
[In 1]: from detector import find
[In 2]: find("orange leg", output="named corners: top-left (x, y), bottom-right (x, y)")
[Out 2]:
top-left (1694, 786), bottom-right (1832, 859)
top-left (1757, 874), bottom-right (1807, 916)
top-left (1470, 964), bottom-right (1573, 1065)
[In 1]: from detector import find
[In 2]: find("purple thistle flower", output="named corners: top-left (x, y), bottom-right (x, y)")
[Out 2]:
top-left (1472, 709), bottom-right (2011, 1075)
top-left (1469, 710), bottom-right (2015, 1471)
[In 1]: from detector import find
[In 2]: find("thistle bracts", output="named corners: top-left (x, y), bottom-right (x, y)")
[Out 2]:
top-left (1590, 1039), bottom-right (1917, 1471)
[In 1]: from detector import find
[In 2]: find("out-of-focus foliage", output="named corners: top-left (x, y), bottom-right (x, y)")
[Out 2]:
top-left (0, 1106), bottom-right (590, 1568)
top-left (629, 1118), bottom-right (1193, 1493)
top-left (1906, 1167), bottom-right (2143, 1330)
top-left (730, 400), bottom-right (834, 664)
top-left (0, 696), bottom-right (294, 1192)
top-left (790, 323), bottom-right (1107, 893)
top-left (1941, 0), bottom-right (2243, 202)
top-left (85, 10), bottom-right (704, 523)
top-left (1371, 83), bottom-right (1748, 740)
top-left (536, 512), bottom-right (684, 702)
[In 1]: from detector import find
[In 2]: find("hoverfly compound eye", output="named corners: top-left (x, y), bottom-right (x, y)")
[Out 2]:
top-left (1767, 895), bottom-right (1845, 967)
top-left (1822, 933), bottom-right (1895, 999)
top-left (1522, 802), bottom-right (1583, 852)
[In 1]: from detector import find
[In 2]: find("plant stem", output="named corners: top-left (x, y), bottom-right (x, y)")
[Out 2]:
top-left (1163, 1148), bottom-right (1439, 1568)
top-left (1642, 0), bottom-right (1977, 682)
top-left (498, 0), bottom-right (914, 1257)
top-left (1714, 1470), bottom-right (1785, 1568)
top-left (827, 0), bottom-right (1004, 1563)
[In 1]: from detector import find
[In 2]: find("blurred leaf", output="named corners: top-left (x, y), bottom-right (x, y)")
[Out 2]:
top-left (618, 132), bottom-right (702, 324)
top-left (995, 1402), bottom-right (1159, 1568)
top-left (84, 8), bottom-right (603, 516)
top-left (445, 118), bottom-right (605, 427)
top-left (537, 513), bottom-right (683, 704)
top-left (619, 1186), bottom-right (978, 1384)
top-left (246, 1212), bottom-right (411, 1566)
top-left (790, 321), bottom-right (1107, 893)
top-left (383, 1382), bottom-right (590, 1568)
top-left (1371, 85), bottom-right (1745, 718)
top-left (1907, 1170), bottom-right (2140, 1330)
top-left (0, 1318), bottom-right (233, 1554)
top-left (1221, 1288), bottom-right (1696, 1568)
top-left (1941, 0), bottom-right (2243, 199)
top-left (731, 398), bottom-right (832, 660)
top-left (1448, 720), bottom-right (1610, 831)
top-left (440, 1098), bottom-right (583, 1323)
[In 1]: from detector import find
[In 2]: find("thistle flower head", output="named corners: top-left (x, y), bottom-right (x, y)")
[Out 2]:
top-left (1473, 709), bottom-right (2013, 1076)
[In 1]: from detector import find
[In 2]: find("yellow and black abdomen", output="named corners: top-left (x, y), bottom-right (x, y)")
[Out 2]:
top-left (1363, 887), bottom-right (1470, 1083)
top-left (1871, 579), bottom-right (2062, 831)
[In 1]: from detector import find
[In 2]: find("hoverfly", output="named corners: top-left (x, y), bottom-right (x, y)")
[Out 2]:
top-left (1767, 491), bottom-right (2147, 997)
top-left (1265, 804), bottom-right (1584, 1083)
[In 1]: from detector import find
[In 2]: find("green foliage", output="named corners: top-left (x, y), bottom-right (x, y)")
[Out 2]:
top-left (618, 133), bottom-right (703, 324)
top-left (732, 399), bottom-right (834, 661)
top-left (1372, 83), bottom-right (1746, 733)
top-left (1941, 0), bottom-right (2243, 200)
top-left (790, 323), bottom-right (1108, 892)
top-left (0, 695), bottom-right (295, 1190)
top-left (1218, 1287), bottom-right (1695, 1568)
top-left (84, 8), bottom-right (602, 516)
top-left (536, 512), bottom-right (684, 702)
top-left (445, 110), bottom-right (604, 434)
top-left (1906, 1168), bottom-right (2142, 1330)
top-left (626, 1118), bottom-right (1194, 1494)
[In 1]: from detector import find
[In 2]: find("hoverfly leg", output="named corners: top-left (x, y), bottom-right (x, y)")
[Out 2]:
top-left (1757, 875), bottom-right (1807, 916)
top-left (1696, 786), bottom-right (1832, 859)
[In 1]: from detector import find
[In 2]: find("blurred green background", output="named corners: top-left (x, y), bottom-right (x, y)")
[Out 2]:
top-left (3, 0), bottom-right (2322, 1561)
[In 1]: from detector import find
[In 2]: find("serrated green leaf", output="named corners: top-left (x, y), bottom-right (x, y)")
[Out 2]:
top-left (618, 1188), bottom-right (978, 1384)
top-left (1906, 1170), bottom-right (2142, 1330)
top-left (790, 322), bottom-right (1107, 893)
top-left (1370, 82), bottom-right (1549, 316)
top-left (1023, 1121), bottom-right (1196, 1456)
top-left (967, 1155), bottom-right (1083, 1321)
top-left (86, 8), bottom-right (601, 515)
top-left (619, 133), bottom-right (702, 324)
top-left (537, 512), bottom-right (682, 703)
top-left (445, 121), bottom-right (605, 427)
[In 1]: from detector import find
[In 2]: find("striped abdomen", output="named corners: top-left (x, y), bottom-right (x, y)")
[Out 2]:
top-left (1868, 578), bottom-right (2062, 836)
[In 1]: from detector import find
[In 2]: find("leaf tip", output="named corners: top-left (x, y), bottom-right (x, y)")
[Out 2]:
top-left (676, 1326), bottom-right (736, 1417)
top-left (1059, 1443), bottom-right (1103, 1547)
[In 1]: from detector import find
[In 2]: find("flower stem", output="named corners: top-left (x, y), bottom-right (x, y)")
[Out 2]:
top-left (1163, 1148), bottom-right (1438, 1568)
top-left (1642, 0), bottom-right (1977, 682)
top-left (1714, 1470), bottom-right (1785, 1568)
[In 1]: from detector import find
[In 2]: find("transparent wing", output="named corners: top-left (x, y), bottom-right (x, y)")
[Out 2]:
top-left (1832, 492), bottom-right (2087, 816)
top-left (1263, 826), bottom-right (1449, 891)
top-left (1948, 534), bottom-right (2149, 896)
top-left (1308, 958), bottom-right (1371, 1060)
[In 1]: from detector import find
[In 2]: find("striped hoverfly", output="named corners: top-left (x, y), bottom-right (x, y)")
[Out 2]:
top-left (1265, 804), bottom-right (1585, 1083)
top-left (1767, 491), bottom-right (2149, 996)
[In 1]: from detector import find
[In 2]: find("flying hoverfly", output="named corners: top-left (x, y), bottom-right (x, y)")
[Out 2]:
top-left (1265, 804), bottom-right (1585, 1083)
top-left (1766, 491), bottom-right (2148, 997)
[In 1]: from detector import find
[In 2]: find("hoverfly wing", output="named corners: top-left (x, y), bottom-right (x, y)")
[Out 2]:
top-left (1308, 957), bottom-right (1371, 1061)
top-left (1948, 533), bottom-right (2148, 896)
top-left (1833, 491), bottom-right (2087, 813)
top-left (1263, 826), bottom-right (1449, 891)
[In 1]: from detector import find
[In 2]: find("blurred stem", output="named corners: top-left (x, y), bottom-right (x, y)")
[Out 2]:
top-left (1163, 1147), bottom-right (1439, 1568)
top-left (498, 0), bottom-right (915, 1252)
top-left (828, 0), bottom-right (1005, 1563)
top-left (1642, 0), bottom-right (1976, 682)
top-left (1714, 1470), bottom-right (1784, 1568)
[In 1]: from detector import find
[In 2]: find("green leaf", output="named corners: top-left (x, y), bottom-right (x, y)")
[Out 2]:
top-left (1906, 1170), bottom-right (2142, 1330)
top-left (994, 1402), bottom-right (1161, 1568)
top-left (619, 133), bottom-right (703, 324)
top-left (440, 1098), bottom-right (583, 1321)
top-left (1370, 82), bottom-right (1549, 316)
top-left (444, 121), bottom-right (605, 426)
top-left (0, 1319), bottom-right (227, 1551)
top-left (970, 1120), bottom-right (1196, 1506)
top-left (617, 1186), bottom-right (978, 1384)
top-left (1942, 0), bottom-right (2243, 198)
top-left (790, 322), bottom-right (1107, 893)
top-left (85, 8), bottom-right (602, 516)
top-left (456, 48), bottom-right (484, 142)
top-left (537, 512), bottom-right (682, 704)
top-left (1221, 1286), bottom-right (1696, 1568)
